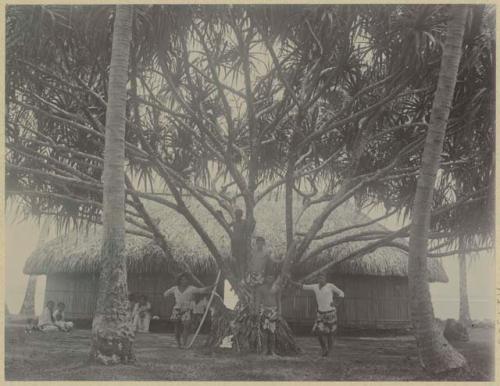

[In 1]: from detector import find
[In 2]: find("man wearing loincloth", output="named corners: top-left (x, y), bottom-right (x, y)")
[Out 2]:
top-left (294, 272), bottom-right (344, 357)
top-left (163, 272), bottom-right (213, 348)
top-left (256, 274), bottom-right (281, 356)
top-left (246, 236), bottom-right (270, 287)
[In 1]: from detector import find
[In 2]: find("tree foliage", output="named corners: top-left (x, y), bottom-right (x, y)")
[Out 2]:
top-left (6, 5), bottom-right (494, 346)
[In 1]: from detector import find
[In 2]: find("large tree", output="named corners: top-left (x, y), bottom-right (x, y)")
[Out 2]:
top-left (89, 4), bottom-right (134, 364)
top-left (6, 5), bottom-right (494, 359)
top-left (408, 5), bottom-right (468, 373)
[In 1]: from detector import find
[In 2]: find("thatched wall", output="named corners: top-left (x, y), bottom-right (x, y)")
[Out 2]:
top-left (24, 197), bottom-right (448, 282)
top-left (47, 271), bottom-right (412, 328)
top-left (44, 273), bottom-right (98, 319)
top-left (44, 272), bottom-right (219, 320)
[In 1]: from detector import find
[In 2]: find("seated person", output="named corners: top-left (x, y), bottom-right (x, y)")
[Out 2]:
top-left (25, 317), bottom-right (39, 333)
top-left (53, 302), bottom-right (74, 332)
top-left (37, 301), bottom-right (59, 332)
top-left (133, 295), bottom-right (152, 333)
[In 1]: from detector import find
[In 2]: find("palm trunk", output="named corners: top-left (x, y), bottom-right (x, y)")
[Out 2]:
top-left (20, 217), bottom-right (51, 317)
top-left (408, 5), bottom-right (468, 373)
top-left (458, 239), bottom-right (471, 326)
top-left (90, 5), bottom-right (133, 365)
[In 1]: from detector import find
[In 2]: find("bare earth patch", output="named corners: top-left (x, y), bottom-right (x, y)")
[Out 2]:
top-left (5, 324), bottom-right (493, 381)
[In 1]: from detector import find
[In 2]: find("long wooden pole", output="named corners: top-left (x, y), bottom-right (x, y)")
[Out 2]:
top-left (187, 270), bottom-right (222, 349)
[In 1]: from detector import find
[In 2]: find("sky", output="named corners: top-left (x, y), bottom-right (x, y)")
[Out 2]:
top-left (5, 206), bottom-right (495, 321)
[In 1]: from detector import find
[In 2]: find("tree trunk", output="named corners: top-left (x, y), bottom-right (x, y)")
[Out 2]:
top-left (19, 217), bottom-right (51, 317)
top-left (207, 297), bottom-right (301, 356)
top-left (19, 275), bottom-right (37, 317)
top-left (90, 5), bottom-right (134, 365)
top-left (225, 217), bottom-right (300, 355)
top-left (408, 5), bottom-right (468, 374)
top-left (285, 152), bottom-right (296, 249)
top-left (458, 239), bottom-right (471, 326)
top-left (225, 228), bottom-right (300, 355)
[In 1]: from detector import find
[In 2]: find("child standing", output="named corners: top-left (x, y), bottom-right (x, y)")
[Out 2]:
top-left (128, 293), bottom-right (138, 323)
top-left (134, 295), bottom-right (152, 333)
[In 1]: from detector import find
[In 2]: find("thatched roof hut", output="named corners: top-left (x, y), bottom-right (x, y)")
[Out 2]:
top-left (25, 196), bottom-right (448, 330)
top-left (24, 197), bottom-right (447, 282)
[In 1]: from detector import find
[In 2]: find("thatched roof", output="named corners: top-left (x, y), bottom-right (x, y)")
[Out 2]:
top-left (23, 196), bottom-right (448, 282)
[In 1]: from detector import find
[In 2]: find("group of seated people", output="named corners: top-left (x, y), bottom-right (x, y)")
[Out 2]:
top-left (26, 301), bottom-right (74, 333)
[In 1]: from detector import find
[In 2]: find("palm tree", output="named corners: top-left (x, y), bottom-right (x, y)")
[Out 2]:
top-left (408, 5), bottom-right (468, 373)
top-left (19, 217), bottom-right (51, 317)
top-left (89, 5), bottom-right (134, 364)
top-left (458, 237), bottom-right (472, 326)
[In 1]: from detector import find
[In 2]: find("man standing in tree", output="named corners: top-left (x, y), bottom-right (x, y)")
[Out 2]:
top-left (246, 236), bottom-right (269, 287)
top-left (293, 272), bottom-right (344, 357)
top-left (255, 274), bottom-right (281, 356)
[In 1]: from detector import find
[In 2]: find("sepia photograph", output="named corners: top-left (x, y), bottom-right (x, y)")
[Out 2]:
top-left (4, 3), bottom-right (496, 381)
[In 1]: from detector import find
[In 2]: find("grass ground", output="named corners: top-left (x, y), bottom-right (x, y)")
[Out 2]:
top-left (4, 323), bottom-right (494, 381)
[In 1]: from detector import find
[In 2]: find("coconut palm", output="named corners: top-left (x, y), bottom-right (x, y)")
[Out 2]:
top-left (408, 5), bottom-right (468, 373)
top-left (89, 5), bottom-right (134, 364)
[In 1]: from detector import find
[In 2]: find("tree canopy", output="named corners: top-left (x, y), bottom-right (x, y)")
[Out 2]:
top-left (6, 5), bottom-right (494, 286)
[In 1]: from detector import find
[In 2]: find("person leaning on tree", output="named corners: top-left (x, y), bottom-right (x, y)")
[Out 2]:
top-left (291, 272), bottom-right (344, 357)
top-left (133, 295), bottom-right (152, 333)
